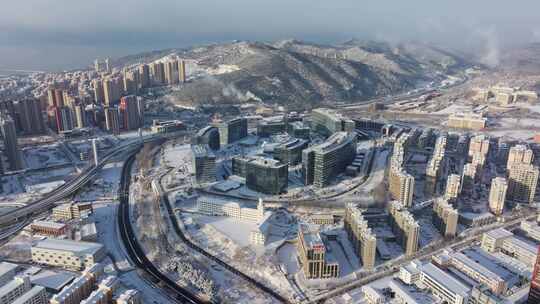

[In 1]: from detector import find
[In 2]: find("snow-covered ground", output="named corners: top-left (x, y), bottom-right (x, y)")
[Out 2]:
top-left (22, 144), bottom-right (71, 170)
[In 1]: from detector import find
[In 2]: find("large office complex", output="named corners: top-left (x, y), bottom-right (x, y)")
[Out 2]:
top-left (191, 144), bottom-right (216, 183)
top-left (31, 239), bottom-right (106, 270)
top-left (388, 201), bottom-right (419, 256)
top-left (310, 108), bottom-right (355, 137)
top-left (297, 224), bottom-right (339, 279)
top-left (302, 132), bottom-right (356, 188)
top-left (489, 177), bottom-right (508, 216)
top-left (192, 126), bottom-right (220, 150)
top-left (432, 198), bottom-right (458, 238)
top-left (216, 118), bottom-right (248, 146)
top-left (344, 205), bottom-right (377, 270)
top-left (232, 156), bottom-right (288, 194)
top-left (273, 138), bottom-right (309, 166)
top-left (507, 163), bottom-right (539, 203)
top-left (0, 114), bottom-right (23, 171)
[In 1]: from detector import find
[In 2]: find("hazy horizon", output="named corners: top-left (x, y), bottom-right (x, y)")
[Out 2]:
top-left (3, 0), bottom-right (540, 71)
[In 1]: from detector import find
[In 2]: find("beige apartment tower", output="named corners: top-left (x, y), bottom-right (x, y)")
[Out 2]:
top-left (344, 205), bottom-right (377, 270)
top-left (507, 144), bottom-right (533, 170)
top-left (389, 166), bottom-right (415, 207)
top-left (445, 174), bottom-right (461, 200)
top-left (489, 177), bottom-right (508, 216)
top-left (507, 164), bottom-right (539, 204)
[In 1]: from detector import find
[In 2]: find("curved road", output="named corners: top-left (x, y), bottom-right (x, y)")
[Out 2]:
top-left (154, 175), bottom-right (290, 303)
top-left (117, 151), bottom-right (207, 304)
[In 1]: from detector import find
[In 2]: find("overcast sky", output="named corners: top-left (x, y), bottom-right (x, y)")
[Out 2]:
top-left (2, 0), bottom-right (540, 71)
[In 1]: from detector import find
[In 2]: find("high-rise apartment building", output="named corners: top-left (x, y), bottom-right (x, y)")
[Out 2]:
top-left (489, 177), bottom-right (508, 216)
top-left (389, 166), bottom-right (415, 207)
top-left (507, 164), bottom-right (539, 204)
top-left (297, 224), bottom-right (339, 279)
top-left (425, 134), bottom-right (447, 196)
top-left (191, 144), bottom-right (216, 184)
top-left (344, 205), bottom-right (377, 270)
top-left (103, 77), bottom-right (123, 106)
top-left (150, 62), bottom-right (165, 85)
top-left (461, 163), bottom-right (478, 192)
top-left (119, 95), bottom-right (144, 131)
top-left (0, 114), bottom-right (23, 171)
top-left (507, 144), bottom-right (534, 170)
top-left (138, 64), bottom-right (150, 89)
top-left (302, 132), bottom-right (356, 188)
top-left (15, 98), bottom-right (45, 135)
top-left (164, 59), bottom-right (179, 85)
top-left (388, 201), bottom-right (419, 256)
top-left (179, 60), bottom-right (187, 83)
top-left (104, 107), bottom-right (120, 135)
top-left (432, 198), bottom-right (458, 237)
top-left (93, 79), bottom-right (105, 104)
top-left (468, 134), bottom-right (490, 158)
top-left (445, 174), bottom-right (461, 200)
top-left (54, 106), bottom-right (75, 132)
top-left (123, 69), bottom-right (139, 95)
top-left (74, 104), bottom-right (88, 129)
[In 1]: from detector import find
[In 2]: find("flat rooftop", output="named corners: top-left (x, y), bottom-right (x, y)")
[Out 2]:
top-left (12, 286), bottom-right (46, 304)
top-left (31, 220), bottom-right (67, 230)
top-left (421, 262), bottom-right (471, 297)
top-left (485, 228), bottom-right (513, 239)
top-left (33, 238), bottom-right (103, 255)
top-left (31, 270), bottom-right (75, 291)
top-left (0, 262), bottom-right (18, 277)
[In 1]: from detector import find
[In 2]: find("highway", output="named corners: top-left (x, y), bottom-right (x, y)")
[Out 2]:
top-left (117, 150), bottom-right (207, 304)
top-left (0, 133), bottom-right (183, 239)
top-left (153, 174), bottom-right (290, 304)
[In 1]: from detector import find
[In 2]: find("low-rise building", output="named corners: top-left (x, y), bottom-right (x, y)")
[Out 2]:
top-left (361, 286), bottom-right (384, 304)
top-left (30, 221), bottom-right (68, 237)
top-left (449, 251), bottom-right (506, 295)
top-left (420, 262), bottom-right (470, 304)
top-left (448, 113), bottom-right (487, 130)
top-left (0, 276), bottom-right (31, 304)
top-left (197, 196), bottom-right (264, 222)
top-left (0, 262), bottom-right (18, 287)
top-left (31, 239), bottom-right (105, 270)
top-left (521, 221), bottom-right (540, 242)
top-left (11, 286), bottom-right (47, 304)
top-left (481, 228), bottom-right (514, 253)
top-left (399, 261), bottom-right (422, 285)
top-left (116, 290), bottom-right (141, 304)
top-left (50, 263), bottom-right (103, 304)
top-left (52, 202), bottom-right (93, 221)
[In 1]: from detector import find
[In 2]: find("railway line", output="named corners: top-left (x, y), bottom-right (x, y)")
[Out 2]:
top-left (117, 151), bottom-right (207, 304)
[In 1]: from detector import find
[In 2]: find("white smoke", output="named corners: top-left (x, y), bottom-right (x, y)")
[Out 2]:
top-left (475, 27), bottom-right (501, 68)
top-left (222, 83), bottom-right (261, 102)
